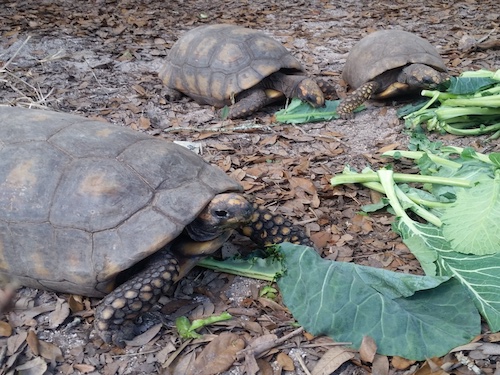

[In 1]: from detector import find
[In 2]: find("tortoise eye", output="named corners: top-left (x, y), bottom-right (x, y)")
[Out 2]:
top-left (214, 210), bottom-right (229, 218)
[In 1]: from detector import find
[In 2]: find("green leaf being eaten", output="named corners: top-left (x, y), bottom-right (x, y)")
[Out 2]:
top-left (441, 175), bottom-right (500, 255)
top-left (274, 98), bottom-right (342, 124)
top-left (277, 243), bottom-right (480, 361)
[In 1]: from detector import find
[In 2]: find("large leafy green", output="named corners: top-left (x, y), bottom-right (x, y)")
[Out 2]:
top-left (441, 176), bottom-right (500, 255)
top-left (277, 243), bottom-right (480, 361)
top-left (274, 98), bottom-right (341, 124)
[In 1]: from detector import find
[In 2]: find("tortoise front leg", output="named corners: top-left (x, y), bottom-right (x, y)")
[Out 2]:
top-left (239, 203), bottom-right (316, 249)
top-left (94, 250), bottom-right (179, 347)
top-left (337, 81), bottom-right (380, 119)
top-left (222, 88), bottom-right (278, 119)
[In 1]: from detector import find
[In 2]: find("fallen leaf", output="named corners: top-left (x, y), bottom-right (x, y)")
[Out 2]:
top-left (277, 352), bottom-right (294, 371)
top-left (14, 356), bottom-right (47, 375)
top-left (189, 332), bottom-right (245, 375)
top-left (391, 356), bottom-right (416, 370)
top-left (311, 346), bottom-right (355, 375)
top-left (48, 298), bottom-right (70, 328)
top-left (256, 358), bottom-right (274, 375)
top-left (0, 320), bottom-right (12, 337)
top-left (73, 363), bottom-right (96, 373)
top-left (39, 339), bottom-right (64, 362)
top-left (372, 354), bottom-right (390, 375)
top-left (359, 336), bottom-right (377, 363)
top-left (125, 323), bottom-right (162, 347)
top-left (26, 330), bottom-right (40, 356)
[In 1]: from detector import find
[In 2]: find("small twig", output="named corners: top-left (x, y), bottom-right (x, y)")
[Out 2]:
top-left (294, 351), bottom-right (313, 375)
top-left (477, 27), bottom-right (497, 44)
top-left (0, 35), bottom-right (31, 72)
top-left (455, 351), bottom-right (484, 375)
top-left (83, 56), bottom-right (105, 87)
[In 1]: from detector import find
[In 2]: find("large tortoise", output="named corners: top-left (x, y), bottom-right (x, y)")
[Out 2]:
top-left (159, 23), bottom-right (336, 119)
top-left (0, 106), bottom-right (313, 346)
top-left (337, 30), bottom-right (448, 118)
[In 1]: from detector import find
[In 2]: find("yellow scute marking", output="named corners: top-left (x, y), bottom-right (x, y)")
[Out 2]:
top-left (79, 173), bottom-right (120, 196)
top-left (0, 240), bottom-right (8, 270)
top-left (96, 128), bottom-right (113, 137)
top-left (31, 252), bottom-right (51, 279)
top-left (5, 160), bottom-right (37, 187)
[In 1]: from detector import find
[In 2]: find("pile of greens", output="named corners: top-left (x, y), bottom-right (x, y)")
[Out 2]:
top-left (401, 69), bottom-right (500, 138)
top-left (198, 136), bottom-right (500, 360)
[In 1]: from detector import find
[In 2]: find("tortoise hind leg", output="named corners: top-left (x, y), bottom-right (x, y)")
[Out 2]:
top-left (94, 250), bottom-right (179, 347)
top-left (337, 81), bottom-right (380, 119)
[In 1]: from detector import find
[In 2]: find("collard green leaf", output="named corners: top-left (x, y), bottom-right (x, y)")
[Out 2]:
top-left (274, 98), bottom-right (343, 124)
top-left (436, 251), bottom-right (500, 331)
top-left (441, 177), bottom-right (500, 255)
top-left (277, 243), bottom-right (480, 360)
top-left (448, 76), bottom-right (497, 95)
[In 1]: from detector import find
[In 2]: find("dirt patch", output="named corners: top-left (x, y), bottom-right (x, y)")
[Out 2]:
top-left (0, 0), bottom-right (499, 374)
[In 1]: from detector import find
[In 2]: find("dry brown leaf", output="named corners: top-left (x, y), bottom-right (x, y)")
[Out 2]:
top-left (372, 354), bottom-right (390, 375)
top-left (0, 320), bottom-right (12, 337)
top-left (73, 363), bottom-right (96, 373)
top-left (413, 358), bottom-right (450, 375)
top-left (48, 298), bottom-right (70, 328)
top-left (39, 339), bottom-right (64, 362)
top-left (256, 358), bottom-right (274, 375)
top-left (277, 352), bottom-right (295, 371)
top-left (7, 331), bottom-right (28, 355)
top-left (391, 356), bottom-right (416, 370)
top-left (359, 336), bottom-right (377, 363)
top-left (311, 346), bottom-right (355, 375)
top-left (189, 332), bottom-right (245, 375)
top-left (125, 323), bottom-right (162, 347)
top-left (14, 356), bottom-right (47, 375)
top-left (68, 294), bottom-right (84, 313)
top-left (26, 329), bottom-right (40, 356)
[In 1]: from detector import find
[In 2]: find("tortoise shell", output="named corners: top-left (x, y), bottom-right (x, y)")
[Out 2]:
top-left (158, 23), bottom-right (305, 107)
top-left (0, 106), bottom-right (242, 297)
top-left (342, 29), bottom-right (447, 91)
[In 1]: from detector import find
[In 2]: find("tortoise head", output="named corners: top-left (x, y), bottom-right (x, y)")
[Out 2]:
top-left (173, 193), bottom-right (252, 259)
top-left (401, 63), bottom-right (449, 90)
top-left (296, 78), bottom-right (326, 108)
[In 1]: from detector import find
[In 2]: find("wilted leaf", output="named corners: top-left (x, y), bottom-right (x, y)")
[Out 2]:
top-left (39, 339), bottom-right (64, 362)
top-left (26, 330), bottom-right (40, 356)
top-left (276, 352), bottom-right (294, 371)
top-left (359, 336), bottom-right (377, 363)
top-left (14, 356), bottom-right (47, 375)
top-left (125, 323), bottom-right (162, 347)
top-left (0, 320), bottom-right (12, 337)
top-left (48, 298), bottom-right (70, 328)
top-left (73, 363), bottom-right (96, 373)
top-left (311, 346), bottom-right (355, 375)
top-left (189, 332), bottom-right (245, 375)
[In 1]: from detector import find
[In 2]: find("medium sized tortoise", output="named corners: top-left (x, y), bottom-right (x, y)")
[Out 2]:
top-left (337, 30), bottom-right (448, 118)
top-left (0, 106), bottom-right (314, 347)
top-left (159, 23), bottom-right (337, 119)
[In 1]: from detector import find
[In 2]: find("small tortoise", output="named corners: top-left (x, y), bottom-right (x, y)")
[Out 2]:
top-left (159, 23), bottom-right (336, 119)
top-left (337, 30), bottom-right (448, 118)
top-left (0, 106), bottom-right (314, 346)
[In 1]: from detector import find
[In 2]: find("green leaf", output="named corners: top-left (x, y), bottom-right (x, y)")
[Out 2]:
top-left (277, 243), bottom-right (480, 360)
top-left (490, 153), bottom-right (500, 167)
top-left (441, 177), bottom-right (500, 255)
top-left (274, 98), bottom-right (346, 124)
top-left (436, 251), bottom-right (500, 331)
top-left (448, 76), bottom-right (498, 95)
